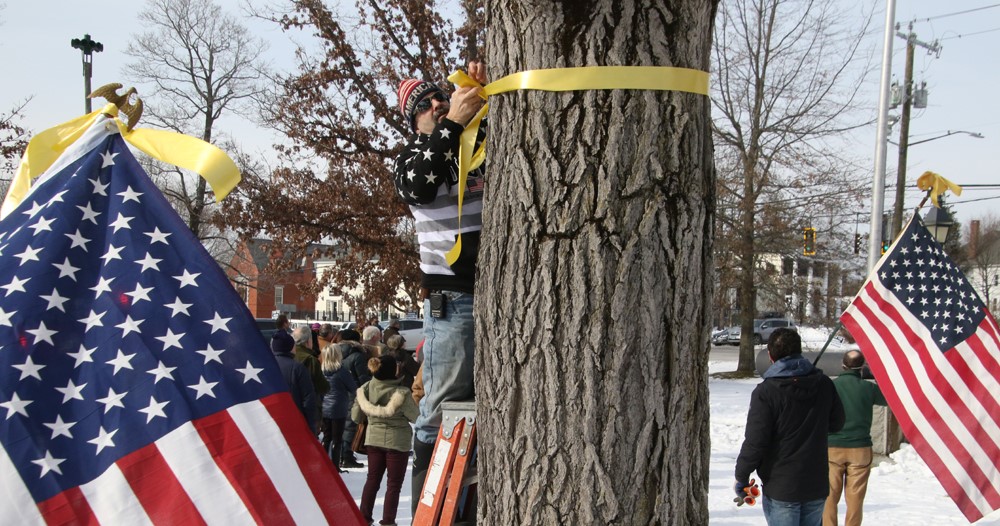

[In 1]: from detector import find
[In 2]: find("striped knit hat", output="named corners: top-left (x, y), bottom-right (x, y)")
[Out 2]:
top-left (398, 79), bottom-right (443, 126)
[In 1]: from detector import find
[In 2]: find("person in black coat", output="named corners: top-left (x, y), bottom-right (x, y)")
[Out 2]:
top-left (735, 328), bottom-right (845, 526)
top-left (320, 343), bottom-right (357, 472)
top-left (339, 342), bottom-right (372, 468)
top-left (271, 331), bottom-right (316, 431)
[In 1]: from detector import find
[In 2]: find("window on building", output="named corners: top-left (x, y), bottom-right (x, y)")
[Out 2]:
top-left (275, 286), bottom-right (284, 308)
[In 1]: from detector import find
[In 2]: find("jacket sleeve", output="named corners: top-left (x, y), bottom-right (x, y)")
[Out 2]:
top-left (342, 367), bottom-right (358, 392)
top-left (828, 378), bottom-right (846, 433)
top-left (351, 384), bottom-right (364, 424)
top-left (393, 119), bottom-right (482, 205)
top-left (401, 387), bottom-right (420, 423)
top-left (307, 357), bottom-right (330, 397)
top-left (736, 384), bottom-right (774, 484)
top-left (411, 364), bottom-right (425, 405)
top-left (872, 382), bottom-right (888, 406)
top-left (297, 364), bottom-right (317, 431)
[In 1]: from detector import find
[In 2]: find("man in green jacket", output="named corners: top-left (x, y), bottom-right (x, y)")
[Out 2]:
top-left (824, 350), bottom-right (887, 526)
top-left (292, 326), bottom-right (329, 432)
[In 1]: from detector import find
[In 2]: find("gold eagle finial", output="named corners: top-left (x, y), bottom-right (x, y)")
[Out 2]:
top-left (88, 83), bottom-right (144, 132)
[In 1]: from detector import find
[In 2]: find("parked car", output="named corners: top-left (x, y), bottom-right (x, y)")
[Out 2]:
top-left (723, 318), bottom-right (797, 345)
top-left (753, 318), bottom-right (796, 345)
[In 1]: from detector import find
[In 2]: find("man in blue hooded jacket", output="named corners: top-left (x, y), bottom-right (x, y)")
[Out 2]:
top-left (735, 328), bottom-right (845, 526)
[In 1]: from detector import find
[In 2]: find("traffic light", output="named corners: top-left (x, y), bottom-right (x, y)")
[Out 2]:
top-left (803, 227), bottom-right (816, 256)
top-left (853, 233), bottom-right (862, 255)
top-left (881, 240), bottom-right (890, 255)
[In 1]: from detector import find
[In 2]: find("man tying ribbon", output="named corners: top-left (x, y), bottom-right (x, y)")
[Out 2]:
top-left (393, 61), bottom-right (487, 512)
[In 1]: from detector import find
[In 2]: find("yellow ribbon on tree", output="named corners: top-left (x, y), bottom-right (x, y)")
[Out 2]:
top-left (916, 171), bottom-right (962, 209)
top-left (1, 103), bottom-right (240, 219)
top-left (442, 66), bottom-right (710, 265)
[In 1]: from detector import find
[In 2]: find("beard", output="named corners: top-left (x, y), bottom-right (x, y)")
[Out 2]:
top-left (433, 107), bottom-right (449, 122)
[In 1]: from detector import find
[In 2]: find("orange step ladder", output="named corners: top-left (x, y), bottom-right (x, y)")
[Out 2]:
top-left (413, 401), bottom-right (478, 526)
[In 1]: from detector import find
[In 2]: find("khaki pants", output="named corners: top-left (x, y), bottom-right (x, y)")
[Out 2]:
top-left (824, 446), bottom-right (874, 526)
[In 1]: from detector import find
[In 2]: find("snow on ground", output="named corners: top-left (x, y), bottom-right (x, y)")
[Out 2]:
top-left (337, 353), bottom-right (1000, 524)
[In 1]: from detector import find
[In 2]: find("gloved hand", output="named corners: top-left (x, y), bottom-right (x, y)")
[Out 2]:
top-left (734, 478), bottom-right (760, 506)
top-left (734, 480), bottom-right (749, 499)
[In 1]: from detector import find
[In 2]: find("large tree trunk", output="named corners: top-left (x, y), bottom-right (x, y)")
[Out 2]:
top-left (477, 2), bottom-right (718, 524)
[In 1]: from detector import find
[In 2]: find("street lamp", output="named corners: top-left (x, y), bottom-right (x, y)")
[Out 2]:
top-left (70, 34), bottom-right (103, 114)
top-left (887, 130), bottom-right (984, 147)
top-left (923, 206), bottom-right (954, 244)
top-left (908, 130), bottom-right (984, 147)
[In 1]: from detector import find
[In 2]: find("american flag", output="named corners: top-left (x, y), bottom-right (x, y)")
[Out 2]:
top-left (0, 122), bottom-right (364, 524)
top-left (841, 214), bottom-right (1000, 523)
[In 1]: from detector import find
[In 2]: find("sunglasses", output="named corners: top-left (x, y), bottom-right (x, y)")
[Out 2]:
top-left (414, 92), bottom-right (449, 115)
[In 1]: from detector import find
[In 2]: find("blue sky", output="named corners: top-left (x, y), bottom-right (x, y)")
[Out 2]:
top-left (2, 0), bottom-right (998, 225)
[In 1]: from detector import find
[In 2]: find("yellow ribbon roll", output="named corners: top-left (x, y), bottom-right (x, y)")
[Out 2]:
top-left (1, 103), bottom-right (240, 220)
top-left (916, 171), bottom-right (962, 209)
top-left (442, 66), bottom-right (710, 265)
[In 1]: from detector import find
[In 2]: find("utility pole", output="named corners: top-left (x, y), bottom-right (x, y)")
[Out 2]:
top-left (70, 34), bottom-right (104, 114)
top-left (891, 24), bottom-right (940, 238)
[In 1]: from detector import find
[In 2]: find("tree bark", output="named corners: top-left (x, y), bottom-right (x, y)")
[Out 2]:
top-left (478, 2), bottom-right (717, 524)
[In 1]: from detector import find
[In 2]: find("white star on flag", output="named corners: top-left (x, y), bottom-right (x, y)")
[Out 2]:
top-left (204, 313), bottom-right (232, 333)
top-left (173, 269), bottom-right (200, 288)
top-left (138, 396), bottom-right (169, 423)
top-left (155, 329), bottom-right (185, 350)
top-left (43, 416), bottom-right (76, 440)
top-left (13, 356), bottom-right (45, 381)
top-left (117, 186), bottom-right (142, 203)
top-left (26, 321), bottom-right (57, 345)
top-left (55, 379), bottom-right (87, 403)
top-left (109, 213), bottom-right (134, 233)
top-left (88, 427), bottom-right (118, 454)
top-left (31, 451), bottom-right (66, 477)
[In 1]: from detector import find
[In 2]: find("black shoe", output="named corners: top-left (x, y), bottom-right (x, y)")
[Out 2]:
top-left (342, 459), bottom-right (365, 469)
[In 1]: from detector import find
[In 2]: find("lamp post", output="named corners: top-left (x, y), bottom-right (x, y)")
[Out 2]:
top-left (70, 34), bottom-right (103, 114)
top-left (907, 130), bottom-right (984, 147)
top-left (923, 205), bottom-right (955, 244)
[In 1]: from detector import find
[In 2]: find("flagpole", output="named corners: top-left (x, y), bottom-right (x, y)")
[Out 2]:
top-left (869, 0), bottom-right (898, 272)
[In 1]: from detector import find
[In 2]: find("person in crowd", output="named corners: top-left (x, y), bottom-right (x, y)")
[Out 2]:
top-left (385, 334), bottom-right (418, 389)
top-left (352, 355), bottom-right (419, 526)
top-left (318, 323), bottom-right (337, 349)
top-left (393, 60), bottom-right (487, 507)
top-left (340, 341), bottom-right (372, 469)
top-left (320, 343), bottom-right (357, 473)
top-left (276, 314), bottom-right (291, 334)
top-left (310, 322), bottom-right (322, 351)
top-left (383, 317), bottom-right (401, 342)
top-left (292, 325), bottom-right (329, 431)
top-left (340, 327), bottom-right (362, 343)
top-left (823, 351), bottom-right (887, 526)
top-left (735, 328), bottom-right (845, 526)
top-left (271, 331), bottom-right (316, 430)
top-left (362, 324), bottom-right (386, 357)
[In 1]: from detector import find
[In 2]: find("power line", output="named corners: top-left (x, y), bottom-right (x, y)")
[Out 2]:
top-left (915, 4), bottom-right (1000, 22)
top-left (940, 27), bottom-right (1000, 41)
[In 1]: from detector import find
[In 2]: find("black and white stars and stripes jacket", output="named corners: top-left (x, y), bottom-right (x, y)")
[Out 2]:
top-left (394, 118), bottom-right (486, 294)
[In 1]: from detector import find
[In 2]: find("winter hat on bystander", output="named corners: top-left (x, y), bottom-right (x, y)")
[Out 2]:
top-left (270, 331), bottom-right (294, 355)
top-left (368, 355), bottom-right (400, 381)
top-left (398, 79), bottom-right (443, 126)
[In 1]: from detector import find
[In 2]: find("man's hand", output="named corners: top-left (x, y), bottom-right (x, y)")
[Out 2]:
top-left (446, 60), bottom-right (488, 126)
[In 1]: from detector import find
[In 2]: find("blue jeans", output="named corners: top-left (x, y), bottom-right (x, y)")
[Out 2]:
top-left (762, 496), bottom-right (825, 526)
top-left (415, 291), bottom-right (475, 444)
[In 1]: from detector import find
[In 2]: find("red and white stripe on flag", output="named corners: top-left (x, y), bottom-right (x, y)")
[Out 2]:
top-left (842, 279), bottom-right (1000, 522)
top-left (1, 394), bottom-right (366, 525)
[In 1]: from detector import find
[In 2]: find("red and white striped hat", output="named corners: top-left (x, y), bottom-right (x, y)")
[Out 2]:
top-left (398, 79), bottom-right (443, 125)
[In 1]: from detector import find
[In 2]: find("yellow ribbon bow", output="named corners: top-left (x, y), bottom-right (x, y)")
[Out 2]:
top-left (1, 103), bottom-right (241, 220)
top-left (916, 171), bottom-right (962, 208)
top-left (442, 65), bottom-right (711, 265)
